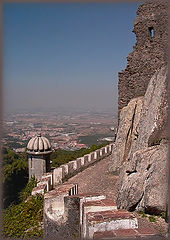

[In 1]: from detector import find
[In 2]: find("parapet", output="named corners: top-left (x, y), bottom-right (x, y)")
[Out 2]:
top-left (31, 143), bottom-right (114, 195)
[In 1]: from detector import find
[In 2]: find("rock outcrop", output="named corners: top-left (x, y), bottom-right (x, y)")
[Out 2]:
top-left (117, 142), bottom-right (168, 214)
top-left (110, 65), bottom-right (168, 214)
top-left (110, 0), bottom-right (168, 215)
top-left (109, 97), bottom-right (143, 174)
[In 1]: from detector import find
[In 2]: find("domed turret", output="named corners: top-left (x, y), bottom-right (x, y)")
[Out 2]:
top-left (27, 134), bottom-right (52, 154)
top-left (27, 134), bottom-right (52, 181)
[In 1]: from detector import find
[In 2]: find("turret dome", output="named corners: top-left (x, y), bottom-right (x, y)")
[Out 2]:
top-left (27, 134), bottom-right (52, 154)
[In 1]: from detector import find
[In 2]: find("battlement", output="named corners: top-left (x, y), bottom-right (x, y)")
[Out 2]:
top-left (31, 143), bottom-right (114, 196)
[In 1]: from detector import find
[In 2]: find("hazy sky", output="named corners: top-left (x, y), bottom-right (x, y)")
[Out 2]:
top-left (3, 2), bottom-right (141, 114)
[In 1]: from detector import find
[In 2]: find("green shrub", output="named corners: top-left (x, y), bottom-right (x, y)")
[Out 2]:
top-left (140, 210), bottom-right (147, 218)
top-left (161, 212), bottom-right (166, 219)
top-left (3, 149), bottom-right (29, 208)
top-left (3, 194), bottom-right (44, 238)
top-left (3, 177), bottom-right (43, 238)
top-left (19, 176), bottom-right (37, 201)
top-left (149, 215), bottom-right (156, 222)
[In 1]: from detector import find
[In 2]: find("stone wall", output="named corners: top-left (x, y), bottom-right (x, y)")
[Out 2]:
top-left (118, 1), bottom-right (168, 119)
top-left (31, 143), bottom-right (114, 195)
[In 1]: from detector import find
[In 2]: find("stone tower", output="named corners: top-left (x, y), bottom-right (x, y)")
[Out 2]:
top-left (27, 134), bottom-right (52, 181)
top-left (118, 1), bottom-right (168, 119)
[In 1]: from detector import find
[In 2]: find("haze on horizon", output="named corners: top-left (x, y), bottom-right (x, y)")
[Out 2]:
top-left (3, 2), bottom-right (141, 115)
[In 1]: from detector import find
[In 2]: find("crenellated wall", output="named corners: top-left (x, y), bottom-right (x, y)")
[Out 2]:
top-left (31, 143), bottom-right (114, 196)
top-left (30, 143), bottom-right (114, 239)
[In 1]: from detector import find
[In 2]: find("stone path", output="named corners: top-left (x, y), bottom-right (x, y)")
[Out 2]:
top-left (65, 155), bottom-right (168, 238)
top-left (66, 155), bottom-right (118, 202)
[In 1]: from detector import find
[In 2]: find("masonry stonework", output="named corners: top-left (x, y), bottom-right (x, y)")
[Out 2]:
top-left (118, 1), bottom-right (168, 119)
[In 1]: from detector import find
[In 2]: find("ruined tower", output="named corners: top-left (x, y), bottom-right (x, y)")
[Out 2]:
top-left (27, 134), bottom-right (52, 181)
top-left (118, 1), bottom-right (168, 119)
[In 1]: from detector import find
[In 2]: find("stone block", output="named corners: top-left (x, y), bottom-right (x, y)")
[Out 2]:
top-left (37, 178), bottom-right (50, 192)
top-left (61, 164), bottom-right (69, 179)
top-left (53, 167), bottom-right (63, 187)
top-left (96, 150), bottom-right (100, 159)
top-left (44, 183), bottom-right (78, 239)
top-left (82, 199), bottom-right (117, 239)
top-left (93, 151), bottom-right (97, 160)
top-left (68, 160), bottom-right (77, 177)
top-left (32, 183), bottom-right (47, 195)
top-left (76, 193), bottom-right (106, 234)
top-left (109, 144), bottom-right (112, 152)
top-left (84, 155), bottom-right (89, 167)
top-left (99, 149), bottom-right (103, 157)
top-left (76, 158), bottom-right (82, 171)
top-left (90, 152), bottom-right (95, 162)
top-left (80, 157), bottom-right (85, 167)
top-left (86, 210), bottom-right (138, 239)
top-left (104, 146), bottom-right (108, 154)
top-left (64, 196), bottom-right (81, 239)
top-left (42, 172), bottom-right (53, 186)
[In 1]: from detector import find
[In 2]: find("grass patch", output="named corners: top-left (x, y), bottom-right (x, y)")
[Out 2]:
top-left (161, 212), bottom-right (166, 220)
top-left (149, 215), bottom-right (156, 222)
top-left (140, 210), bottom-right (147, 218)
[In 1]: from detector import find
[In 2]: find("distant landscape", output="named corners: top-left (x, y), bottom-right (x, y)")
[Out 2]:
top-left (3, 108), bottom-right (117, 151)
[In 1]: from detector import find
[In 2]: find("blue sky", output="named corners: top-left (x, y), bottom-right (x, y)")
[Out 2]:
top-left (3, 2), bottom-right (141, 114)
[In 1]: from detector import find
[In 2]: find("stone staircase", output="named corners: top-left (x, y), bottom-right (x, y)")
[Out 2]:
top-left (78, 193), bottom-right (165, 240)
top-left (43, 183), bottom-right (166, 239)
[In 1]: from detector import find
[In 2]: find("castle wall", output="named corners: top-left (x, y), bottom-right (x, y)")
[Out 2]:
top-left (31, 143), bottom-right (114, 196)
top-left (118, 1), bottom-right (168, 119)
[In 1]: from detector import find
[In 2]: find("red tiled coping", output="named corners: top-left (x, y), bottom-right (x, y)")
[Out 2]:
top-left (136, 227), bottom-right (160, 236)
top-left (33, 183), bottom-right (47, 191)
top-left (32, 183), bottom-right (47, 195)
top-left (94, 231), bottom-right (116, 238)
top-left (93, 227), bottom-right (161, 239)
top-left (83, 199), bottom-right (117, 207)
top-left (67, 193), bottom-right (106, 201)
top-left (44, 183), bottom-right (75, 199)
top-left (74, 192), bottom-right (105, 198)
top-left (88, 210), bottom-right (134, 223)
top-left (40, 176), bottom-right (50, 182)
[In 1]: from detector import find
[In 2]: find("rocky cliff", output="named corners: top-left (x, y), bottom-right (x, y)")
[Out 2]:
top-left (110, 1), bottom-right (168, 215)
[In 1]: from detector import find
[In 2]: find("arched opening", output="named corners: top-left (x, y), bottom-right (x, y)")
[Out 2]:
top-left (149, 27), bottom-right (154, 38)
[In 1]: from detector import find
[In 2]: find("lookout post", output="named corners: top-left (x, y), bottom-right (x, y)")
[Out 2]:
top-left (27, 134), bottom-right (52, 181)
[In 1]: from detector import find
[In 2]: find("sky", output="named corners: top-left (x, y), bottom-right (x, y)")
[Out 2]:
top-left (3, 2), bottom-right (141, 115)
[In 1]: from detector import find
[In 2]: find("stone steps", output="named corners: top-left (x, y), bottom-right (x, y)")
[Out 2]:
top-left (82, 199), bottom-right (117, 239)
top-left (93, 228), bottom-right (166, 239)
top-left (43, 186), bottom-right (166, 240)
top-left (80, 196), bottom-right (166, 240)
top-left (85, 209), bottom-right (138, 239)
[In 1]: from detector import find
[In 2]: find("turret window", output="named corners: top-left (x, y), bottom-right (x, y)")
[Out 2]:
top-left (149, 27), bottom-right (154, 38)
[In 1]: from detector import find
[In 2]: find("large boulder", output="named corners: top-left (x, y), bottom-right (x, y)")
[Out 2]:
top-left (109, 97), bottom-right (143, 174)
top-left (117, 142), bottom-right (168, 214)
top-left (129, 65), bottom-right (168, 154)
top-left (112, 65), bottom-right (168, 214)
